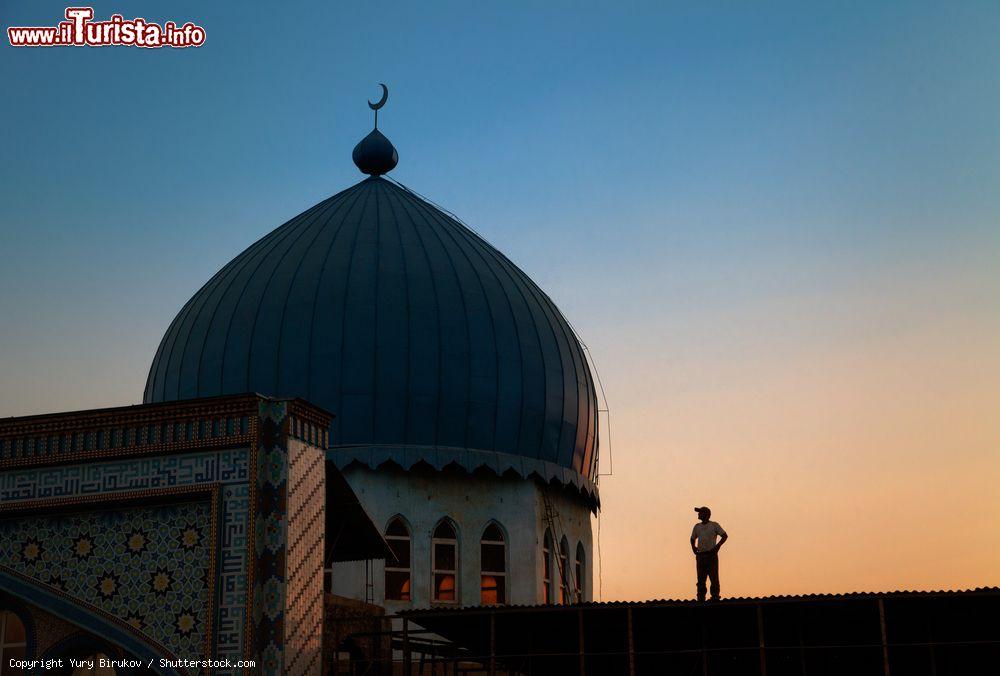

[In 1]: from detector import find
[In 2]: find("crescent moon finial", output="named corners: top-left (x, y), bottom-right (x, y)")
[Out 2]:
top-left (368, 83), bottom-right (388, 111)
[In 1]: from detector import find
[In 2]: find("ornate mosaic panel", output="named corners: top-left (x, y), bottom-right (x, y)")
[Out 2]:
top-left (0, 450), bottom-right (249, 501)
top-left (0, 502), bottom-right (212, 658)
top-left (253, 400), bottom-right (289, 676)
top-left (0, 449), bottom-right (250, 673)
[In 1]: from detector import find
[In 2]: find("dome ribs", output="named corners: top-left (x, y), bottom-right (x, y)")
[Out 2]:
top-left (188, 219), bottom-right (302, 399)
top-left (237, 196), bottom-right (342, 397)
top-left (370, 179), bottom-right (411, 445)
top-left (154, 197), bottom-right (329, 401)
top-left (302, 184), bottom-right (369, 403)
top-left (413, 190), bottom-right (568, 466)
top-left (308, 183), bottom-right (375, 445)
top-left (144, 176), bottom-right (599, 490)
top-left (376, 183), bottom-right (414, 445)
top-left (380, 185), bottom-right (441, 447)
top-left (410, 198), bottom-right (548, 461)
top-left (394, 184), bottom-right (500, 453)
top-left (392, 183), bottom-right (473, 451)
top-left (274, 184), bottom-right (366, 401)
top-left (334, 184), bottom-right (378, 445)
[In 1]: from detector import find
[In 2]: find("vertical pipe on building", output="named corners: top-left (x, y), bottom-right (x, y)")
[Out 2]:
top-left (878, 599), bottom-right (891, 676)
top-left (626, 607), bottom-right (636, 676)
top-left (578, 608), bottom-right (586, 676)
top-left (756, 603), bottom-right (767, 676)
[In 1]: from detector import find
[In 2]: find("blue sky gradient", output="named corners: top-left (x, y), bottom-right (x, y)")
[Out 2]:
top-left (2, 1), bottom-right (998, 598)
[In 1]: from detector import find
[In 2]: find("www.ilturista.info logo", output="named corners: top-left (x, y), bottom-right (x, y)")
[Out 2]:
top-left (8, 7), bottom-right (206, 48)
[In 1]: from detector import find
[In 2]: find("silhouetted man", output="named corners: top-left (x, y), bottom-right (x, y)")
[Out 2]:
top-left (691, 506), bottom-right (728, 601)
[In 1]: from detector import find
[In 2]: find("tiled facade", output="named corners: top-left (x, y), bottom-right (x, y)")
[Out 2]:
top-left (282, 440), bottom-right (326, 676)
top-left (0, 394), bottom-right (331, 676)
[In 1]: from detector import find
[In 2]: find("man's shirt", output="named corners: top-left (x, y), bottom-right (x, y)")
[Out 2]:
top-left (692, 521), bottom-right (727, 553)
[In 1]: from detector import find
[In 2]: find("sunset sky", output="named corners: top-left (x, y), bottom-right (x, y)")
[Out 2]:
top-left (2, 1), bottom-right (998, 600)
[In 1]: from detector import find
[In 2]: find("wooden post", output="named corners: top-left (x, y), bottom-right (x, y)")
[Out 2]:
top-left (578, 609), bottom-right (586, 676)
top-left (403, 617), bottom-right (412, 676)
top-left (797, 608), bottom-right (807, 676)
top-left (700, 608), bottom-right (708, 676)
top-left (756, 604), bottom-right (767, 676)
top-left (626, 607), bottom-right (636, 676)
top-left (489, 610), bottom-right (496, 676)
top-left (878, 599), bottom-right (891, 676)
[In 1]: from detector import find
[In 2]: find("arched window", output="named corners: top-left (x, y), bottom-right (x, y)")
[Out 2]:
top-left (542, 529), bottom-right (554, 605)
top-left (559, 537), bottom-right (571, 604)
top-left (432, 520), bottom-right (458, 603)
top-left (480, 523), bottom-right (506, 605)
top-left (0, 611), bottom-right (27, 676)
top-left (384, 517), bottom-right (411, 602)
top-left (575, 542), bottom-right (586, 602)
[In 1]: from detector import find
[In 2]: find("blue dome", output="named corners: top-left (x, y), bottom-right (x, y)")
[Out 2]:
top-left (144, 177), bottom-right (598, 496)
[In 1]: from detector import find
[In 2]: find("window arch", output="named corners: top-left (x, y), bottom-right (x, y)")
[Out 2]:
top-left (384, 516), bottom-right (411, 602)
top-left (559, 536), bottom-right (571, 604)
top-left (432, 519), bottom-right (458, 603)
top-left (0, 611), bottom-right (27, 676)
top-left (542, 528), bottom-right (554, 605)
top-left (480, 523), bottom-right (507, 605)
top-left (575, 542), bottom-right (586, 602)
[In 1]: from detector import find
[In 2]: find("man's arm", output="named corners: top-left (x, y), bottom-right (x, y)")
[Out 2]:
top-left (690, 535), bottom-right (698, 554)
top-left (713, 527), bottom-right (728, 553)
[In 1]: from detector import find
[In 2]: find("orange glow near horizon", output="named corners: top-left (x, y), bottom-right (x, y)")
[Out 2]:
top-left (588, 254), bottom-right (1000, 601)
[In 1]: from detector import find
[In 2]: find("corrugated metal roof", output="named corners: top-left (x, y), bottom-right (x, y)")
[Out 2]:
top-left (400, 587), bottom-right (1000, 616)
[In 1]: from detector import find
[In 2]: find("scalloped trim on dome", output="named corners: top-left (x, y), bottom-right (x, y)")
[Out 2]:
top-left (328, 445), bottom-right (600, 511)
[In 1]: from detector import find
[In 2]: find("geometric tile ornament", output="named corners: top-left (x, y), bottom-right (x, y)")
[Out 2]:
top-left (0, 501), bottom-right (212, 659)
top-left (0, 394), bottom-right (331, 676)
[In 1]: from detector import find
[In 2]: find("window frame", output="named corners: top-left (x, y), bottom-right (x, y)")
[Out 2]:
top-left (431, 518), bottom-right (459, 604)
top-left (575, 542), bottom-right (586, 603)
top-left (542, 529), bottom-right (554, 605)
top-left (479, 522), bottom-right (507, 605)
top-left (384, 516), bottom-right (412, 602)
top-left (558, 536), bottom-right (571, 604)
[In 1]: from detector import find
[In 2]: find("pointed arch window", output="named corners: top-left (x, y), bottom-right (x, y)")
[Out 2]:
top-left (384, 517), bottom-right (411, 601)
top-left (0, 611), bottom-right (27, 676)
top-left (575, 542), bottom-right (586, 602)
top-left (432, 520), bottom-right (458, 603)
top-left (559, 536), bottom-right (571, 604)
top-left (480, 523), bottom-right (507, 605)
top-left (542, 529), bottom-right (554, 605)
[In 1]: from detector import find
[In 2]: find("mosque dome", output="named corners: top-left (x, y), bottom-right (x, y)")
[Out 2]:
top-left (144, 95), bottom-right (599, 498)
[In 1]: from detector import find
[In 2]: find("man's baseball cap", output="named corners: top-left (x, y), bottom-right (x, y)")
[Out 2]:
top-left (694, 506), bottom-right (711, 514)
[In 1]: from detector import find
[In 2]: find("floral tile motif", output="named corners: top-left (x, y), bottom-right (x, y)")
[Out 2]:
top-left (0, 501), bottom-right (211, 658)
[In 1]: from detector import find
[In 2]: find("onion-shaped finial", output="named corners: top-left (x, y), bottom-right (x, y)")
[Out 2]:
top-left (353, 83), bottom-right (398, 176)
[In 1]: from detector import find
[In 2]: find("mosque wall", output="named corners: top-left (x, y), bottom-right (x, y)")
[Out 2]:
top-left (536, 484), bottom-right (595, 603)
top-left (330, 464), bottom-right (594, 609)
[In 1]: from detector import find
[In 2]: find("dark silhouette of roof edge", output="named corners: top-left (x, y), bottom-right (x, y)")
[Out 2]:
top-left (399, 586), bottom-right (1000, 616)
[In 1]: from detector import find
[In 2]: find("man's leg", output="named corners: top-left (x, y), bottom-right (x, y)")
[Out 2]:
top-left (708, 552), bottom-right (720, 601)
top-left (696, 554), bottom-right (708, 601)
